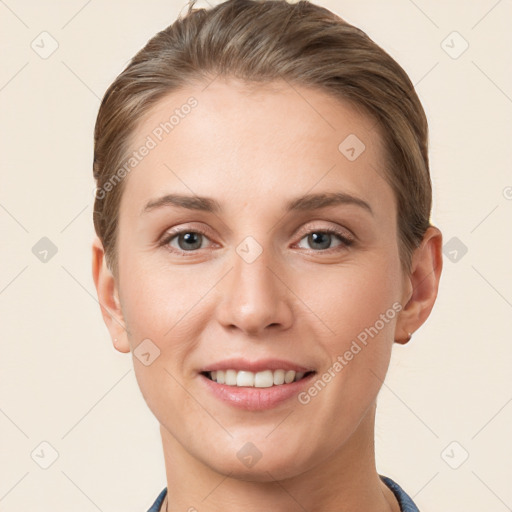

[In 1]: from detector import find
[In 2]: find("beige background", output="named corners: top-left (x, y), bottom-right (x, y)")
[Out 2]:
top-left (1, 0), bottom-right (511, 510)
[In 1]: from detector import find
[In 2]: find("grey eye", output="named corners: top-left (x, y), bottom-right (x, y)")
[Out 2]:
top-left (170, 231), bottom-right (206, 251)
top-left (297, 231), bottom-right (344, 251)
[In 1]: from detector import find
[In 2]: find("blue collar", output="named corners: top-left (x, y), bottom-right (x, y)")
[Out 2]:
top-left (147, 474), bottom-right (419, 511)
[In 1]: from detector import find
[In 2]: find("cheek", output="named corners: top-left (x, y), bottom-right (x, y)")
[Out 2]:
top-left (292, 255), bottom-right (402, 413)
top-left (118, 260), bottom-right (205, 421)
top-left (295, 257), bottom-right (401, 345)
top-left (118, 256), bottom-right (207, 341)
top-left (289, 260), bottom-right (400, 428)
top-left (117, 254), bottom-right (219, 407)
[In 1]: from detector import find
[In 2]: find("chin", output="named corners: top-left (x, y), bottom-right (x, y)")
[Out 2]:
top-left (197, 437), bottom-right (316, 482)
top-left (208, 457), bottom-right (308, 483)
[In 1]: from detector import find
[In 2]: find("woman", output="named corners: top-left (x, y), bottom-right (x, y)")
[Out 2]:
top-left (91, 0), bottom-right (443, 510)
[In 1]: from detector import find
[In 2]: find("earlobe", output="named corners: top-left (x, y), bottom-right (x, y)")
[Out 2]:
top-left (395, 226), bottom-right (443, 344)
top-left (91, 236), bottom-right (131, 353)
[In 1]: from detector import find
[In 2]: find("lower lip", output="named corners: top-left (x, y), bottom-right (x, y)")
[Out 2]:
top-left (199, 373), bottom-right (316, 411)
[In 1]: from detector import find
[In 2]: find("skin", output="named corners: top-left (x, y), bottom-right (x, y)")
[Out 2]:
top-left (92, 77), bottom-right (442, 512)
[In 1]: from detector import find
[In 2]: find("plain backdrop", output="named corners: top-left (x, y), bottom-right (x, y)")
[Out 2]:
top-left (1, 1), bottom-right (511, 511)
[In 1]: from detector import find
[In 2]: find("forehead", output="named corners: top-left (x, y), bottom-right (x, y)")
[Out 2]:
top-left (120, 77), bottom-right (394, 218)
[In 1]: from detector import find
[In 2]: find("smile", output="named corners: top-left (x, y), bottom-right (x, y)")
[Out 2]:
top-left (202, 369), bottom-right (315, 387)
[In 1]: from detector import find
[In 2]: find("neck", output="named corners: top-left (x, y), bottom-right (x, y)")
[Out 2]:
top-left (159, 403), bottom-right (399, 512)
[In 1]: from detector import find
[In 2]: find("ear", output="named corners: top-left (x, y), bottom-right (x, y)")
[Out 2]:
top-left (91, 236), bottom-right (130, 353)
top-left (395, 226), bottom-right (443, 344)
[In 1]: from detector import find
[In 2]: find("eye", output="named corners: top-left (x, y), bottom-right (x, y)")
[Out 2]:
top-left (296, 228), bottom-right (354, 251)
top-left (160, 228), bottom-right (213, 253)
top-left (159, 226), bottom-right (354, 255)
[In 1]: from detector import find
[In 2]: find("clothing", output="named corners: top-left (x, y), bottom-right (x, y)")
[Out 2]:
top-left (147, 474), bottom-right (419, 511)
top-left (380, 475), bottom-right (420, 512)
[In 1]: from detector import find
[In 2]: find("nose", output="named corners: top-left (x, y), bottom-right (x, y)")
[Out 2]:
top-left (215, 246), bottom-right (294, 337)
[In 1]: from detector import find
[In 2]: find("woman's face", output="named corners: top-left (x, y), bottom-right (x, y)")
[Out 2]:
top-left (109, 78), bottom-right (412, 479)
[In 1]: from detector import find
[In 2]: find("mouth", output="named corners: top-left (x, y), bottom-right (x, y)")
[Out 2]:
top-left (198, 359), bottom-right (317, 411)
top-left (200, 369), bottom-right (316, 387)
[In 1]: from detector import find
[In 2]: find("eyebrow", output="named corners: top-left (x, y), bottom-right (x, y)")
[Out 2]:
top-left (141, 192), bottom-right (373, 216)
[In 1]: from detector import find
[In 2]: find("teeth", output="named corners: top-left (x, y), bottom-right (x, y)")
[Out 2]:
top-left (206, 369), bottom-right (310, 387)
top-left (284, 370), bottom-right (295, 384)
top-left (237, 371), bottom-right (255, 387)
top-left (273, 369), bottom-right (285, 385)
top-left (254, 370), bottom-right (273, 388)
top-left (225, 370), bottom-right (237, 386)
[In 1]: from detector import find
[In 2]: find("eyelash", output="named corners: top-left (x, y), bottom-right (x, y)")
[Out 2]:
top-left (158, 226), bottom-right (354, 256)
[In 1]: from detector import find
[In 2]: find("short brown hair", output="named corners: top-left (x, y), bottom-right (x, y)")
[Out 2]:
top-left (93, 0), bottom-right (432, 276)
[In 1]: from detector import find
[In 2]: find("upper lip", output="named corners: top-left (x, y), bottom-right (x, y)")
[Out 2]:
top-left (200, 358), bottom-right (315, 373)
